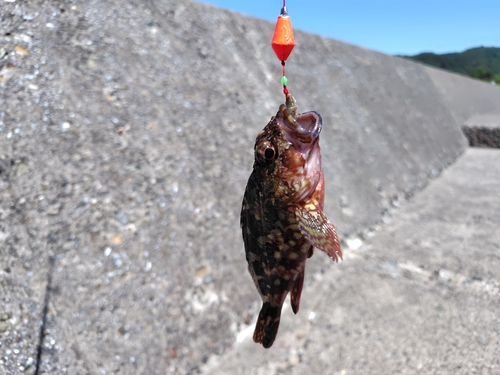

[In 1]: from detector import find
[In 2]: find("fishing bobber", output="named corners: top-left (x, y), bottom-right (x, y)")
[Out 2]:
top-left (271, 7), bottom-right (295, 62)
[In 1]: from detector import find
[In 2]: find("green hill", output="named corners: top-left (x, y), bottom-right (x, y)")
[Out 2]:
top-left (401, 47), bottom-right (500, 84)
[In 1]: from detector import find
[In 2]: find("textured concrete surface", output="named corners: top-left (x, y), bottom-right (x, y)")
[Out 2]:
top-left (0, 0), bottom-right (497, 374)
top-left (203, 148), bottom-right (500, 375)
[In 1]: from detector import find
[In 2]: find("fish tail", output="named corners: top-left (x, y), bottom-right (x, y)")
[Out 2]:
top-left (253, 302), bottom-right (282, 348)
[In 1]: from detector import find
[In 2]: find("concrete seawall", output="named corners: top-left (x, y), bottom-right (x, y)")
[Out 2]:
top-left (1, 1), bottom-right (499, 374)
top-left (424, 65), bottom-right (500, 128)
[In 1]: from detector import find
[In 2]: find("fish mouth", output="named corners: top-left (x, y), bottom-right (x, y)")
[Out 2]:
top-left (277, 104), bottom-right (322, 147)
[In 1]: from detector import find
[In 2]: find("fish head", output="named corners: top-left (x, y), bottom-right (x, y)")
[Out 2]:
top-left (253, 97), bottom-right (324, 204)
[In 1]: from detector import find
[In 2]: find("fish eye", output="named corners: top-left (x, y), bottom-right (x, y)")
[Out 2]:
top-left (257, 141), bottom-right (277, 163)
top-left (264, 147), bottom-right (275, 160)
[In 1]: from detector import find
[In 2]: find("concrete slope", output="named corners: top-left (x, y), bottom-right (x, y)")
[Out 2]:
top-left (424, 65), bottom-right (500, 128)
top-left (0, 0), bottom-right (480, 374)
top-left (0, 169), bottom-right (50, 374)
top-left (204, 148), bottom-right (500, 375)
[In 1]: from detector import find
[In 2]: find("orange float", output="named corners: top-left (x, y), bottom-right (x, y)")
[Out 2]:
top-left (271, 13), bottom-right (295, 62)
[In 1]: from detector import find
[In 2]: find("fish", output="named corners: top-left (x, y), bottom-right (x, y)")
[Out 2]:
top-left (241, 94), bottom-right (342, 348)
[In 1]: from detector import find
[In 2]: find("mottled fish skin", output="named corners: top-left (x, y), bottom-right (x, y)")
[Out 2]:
top-left (241, 95), bottom-right (342, 349)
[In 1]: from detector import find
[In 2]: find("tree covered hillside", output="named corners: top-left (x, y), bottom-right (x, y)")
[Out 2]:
top-left (401, 46), bottom-right (500, 84)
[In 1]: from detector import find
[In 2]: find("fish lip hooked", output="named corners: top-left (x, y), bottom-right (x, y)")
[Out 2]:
top-left (277, 104), bottom-right (322, 144)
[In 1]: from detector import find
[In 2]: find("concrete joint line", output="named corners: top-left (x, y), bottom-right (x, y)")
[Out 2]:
top-left (34, 256), bottom-right (55, 375)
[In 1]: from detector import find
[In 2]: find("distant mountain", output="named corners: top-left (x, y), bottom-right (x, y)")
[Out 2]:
top-left (400, 46), bottom-right (500, 84)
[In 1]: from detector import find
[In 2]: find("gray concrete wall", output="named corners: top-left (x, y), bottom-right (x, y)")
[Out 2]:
top-left (423, 64), bottom-right (500, 128)
top-left (1, 0), bottom-right (496, 374)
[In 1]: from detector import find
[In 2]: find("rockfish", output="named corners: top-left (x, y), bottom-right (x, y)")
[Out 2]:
top-left (241, 94), bottom-right (342, 348)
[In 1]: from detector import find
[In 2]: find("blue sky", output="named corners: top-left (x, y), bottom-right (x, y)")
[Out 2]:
top-left (197, 0), bottom-right (500, 55)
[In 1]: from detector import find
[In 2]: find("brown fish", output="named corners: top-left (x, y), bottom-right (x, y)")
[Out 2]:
top-left (241, 94), bottom-right (342, 348)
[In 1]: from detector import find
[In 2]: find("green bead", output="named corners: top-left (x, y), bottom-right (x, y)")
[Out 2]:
top-left (280, 76), bottom-right (288, 86)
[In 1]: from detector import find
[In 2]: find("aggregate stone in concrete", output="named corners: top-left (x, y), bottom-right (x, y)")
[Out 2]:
top-left (204, 148), bottom-right (500, 375)
top-left (0, 0), bottom-right (479, 374)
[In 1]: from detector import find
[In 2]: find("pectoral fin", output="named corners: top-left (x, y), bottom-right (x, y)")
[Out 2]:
top-left (295, 204), bottom-right (342, 262)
